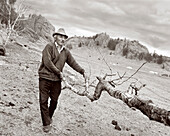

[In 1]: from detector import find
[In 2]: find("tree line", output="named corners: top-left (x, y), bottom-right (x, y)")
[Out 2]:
top-left (107, 38), bottom-right (167, 65)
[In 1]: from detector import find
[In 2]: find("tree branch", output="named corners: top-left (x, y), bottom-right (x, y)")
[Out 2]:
top-left (62, 74), bottom-right (170, 126)
top-left (116, 62), bottom-right (147, 85)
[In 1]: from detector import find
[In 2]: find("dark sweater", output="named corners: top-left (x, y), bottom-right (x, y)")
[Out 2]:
top-left (38, 42), bottom-right (84, 81)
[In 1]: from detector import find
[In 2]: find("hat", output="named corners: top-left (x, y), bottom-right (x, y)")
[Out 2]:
top-left (52, 28), bottom-right (68, 39)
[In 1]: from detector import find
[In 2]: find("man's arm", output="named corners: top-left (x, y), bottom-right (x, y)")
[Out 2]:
top-left (42, 44), bottom-right (61, 75)
top-left (66, 50), bottom-right (85, 75)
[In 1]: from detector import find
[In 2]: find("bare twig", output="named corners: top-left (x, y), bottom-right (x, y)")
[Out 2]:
top-left (117, 72), bottom-right (126, 80)
top-left (95, 46), bottom-right (112, 74)
top-left (103, 73), bottom-right (116, 80)
top-left (88, 79), bottom-right (97, 88)
top-left (116, 62), bottom-right (147, 85)
top-left (112, 76), bottom-right (138, 82)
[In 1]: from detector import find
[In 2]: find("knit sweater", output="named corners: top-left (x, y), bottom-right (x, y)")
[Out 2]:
top-left (38, 42), bottom-right (84, 81)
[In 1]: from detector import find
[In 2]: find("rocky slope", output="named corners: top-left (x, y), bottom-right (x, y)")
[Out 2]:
top-left (16, 14), bottom-right (55, 43)
top-left (115, 39), bottom-right (149, 58)
top-left (66, 33), bottom-right (149, 57)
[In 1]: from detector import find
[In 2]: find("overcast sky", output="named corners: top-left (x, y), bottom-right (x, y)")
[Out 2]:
top-left (24, 0), bottom-right (170, 56)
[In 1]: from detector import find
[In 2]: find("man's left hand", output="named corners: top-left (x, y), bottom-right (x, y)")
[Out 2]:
top-left (83, 72), bottom-right (88, 80)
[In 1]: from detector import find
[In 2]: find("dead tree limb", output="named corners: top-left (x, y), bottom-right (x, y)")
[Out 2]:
top-left (62, 69), bottom-right (170, 126)
top-left (62, 77), bottom-right (94, 100)
top-left (89, 76), bottom-right (170, 126)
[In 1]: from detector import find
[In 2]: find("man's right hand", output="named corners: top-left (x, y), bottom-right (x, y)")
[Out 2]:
top-left (59, 72), bottom-right (64, 81)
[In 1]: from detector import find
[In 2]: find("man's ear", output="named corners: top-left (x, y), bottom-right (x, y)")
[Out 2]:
top-left (53, 35), bottom-right (57, 38)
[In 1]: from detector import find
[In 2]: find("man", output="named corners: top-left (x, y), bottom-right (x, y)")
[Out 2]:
top-left (38, 28), bottom-right (86, 132)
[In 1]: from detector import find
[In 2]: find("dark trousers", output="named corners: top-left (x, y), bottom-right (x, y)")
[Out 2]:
top-left (39, 78), bottom-right (61, 126)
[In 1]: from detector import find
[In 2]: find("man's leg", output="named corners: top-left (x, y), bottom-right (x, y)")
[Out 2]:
top-left (39, 78), bottom-right (52, 126)
top-left (49, 81), bottom-right (61, 119)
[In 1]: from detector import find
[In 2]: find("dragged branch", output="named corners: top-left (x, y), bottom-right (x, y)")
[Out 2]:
top-left (62, 69), bottom-right (169, 126)
top-left (89, 77), bottom-right (170, 126)
top-left (62, 77), bottom-right (94, 100)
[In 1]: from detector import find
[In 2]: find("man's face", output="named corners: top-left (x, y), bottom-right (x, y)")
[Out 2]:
top-left (55, 34), bottom-right (67, 46)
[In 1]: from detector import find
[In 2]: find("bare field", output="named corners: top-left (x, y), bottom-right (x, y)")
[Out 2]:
top-left (0, 44), bottom-right (170, 136)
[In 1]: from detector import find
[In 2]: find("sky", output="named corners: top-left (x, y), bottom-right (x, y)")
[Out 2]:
top-left (23, 0), bottom-right (170, 56)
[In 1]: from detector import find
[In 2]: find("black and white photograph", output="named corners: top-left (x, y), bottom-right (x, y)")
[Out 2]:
top-left (0, 0), bottom-right (170, 135)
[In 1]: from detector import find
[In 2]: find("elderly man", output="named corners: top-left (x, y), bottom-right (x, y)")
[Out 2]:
top-left (38, 28), bottom-right (86, 132)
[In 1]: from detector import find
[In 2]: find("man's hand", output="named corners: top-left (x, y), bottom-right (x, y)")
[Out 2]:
top-left (83, 71), bottom-right (89, 93)
top-left (83, 71), bottom-right (88, 80)
top-left (59, 72), bottom-right (64, 81)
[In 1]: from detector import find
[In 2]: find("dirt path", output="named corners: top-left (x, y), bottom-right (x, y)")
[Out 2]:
top-left (0, 44), bottom-right (170, 136)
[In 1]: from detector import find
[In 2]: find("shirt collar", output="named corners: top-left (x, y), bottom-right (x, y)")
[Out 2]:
top-left (54, 42), bottom-right (65, 53)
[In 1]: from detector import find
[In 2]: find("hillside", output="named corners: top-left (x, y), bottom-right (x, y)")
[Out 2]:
top-left (0, 42), bottom-right (170, 135)
top-left (65, 34), bottom-right (170, 71)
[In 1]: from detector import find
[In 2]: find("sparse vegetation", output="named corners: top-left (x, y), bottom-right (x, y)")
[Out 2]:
top-left (78, 42), bottom-right (82, 47)
top-left (106, 38), bottom-right (168, 68)
top-left (144, 53), bottom-right (152, 62)
top-left (0, 0), bottom-right (17, 26)
top-left (92, 34), bottom-right (98, 40)
top-left (138, 52), bottom-right (145, 60)
top-left (157, 55), bottom-right (164, 64)
top-left (107, 38), bottom-right (118, 50)
top-left (122, 47), bottom-right (129, 57)
top-left (96, 41), bottom-right (100, 46)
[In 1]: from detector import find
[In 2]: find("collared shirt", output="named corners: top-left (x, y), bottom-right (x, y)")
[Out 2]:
top-left (55, 42), bottom-right (65, 54)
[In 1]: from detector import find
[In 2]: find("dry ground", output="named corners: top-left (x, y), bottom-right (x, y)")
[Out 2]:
top-left (0, 43), bottom-right (170, 136)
